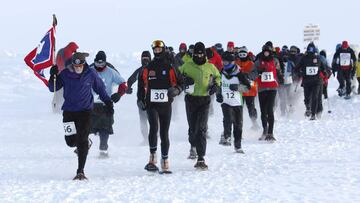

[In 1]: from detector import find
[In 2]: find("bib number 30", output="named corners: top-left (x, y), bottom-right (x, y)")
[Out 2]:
top-left (63, 122), bottom-right (77, 136)
top-left (150, 89), bottom-right (168, 102)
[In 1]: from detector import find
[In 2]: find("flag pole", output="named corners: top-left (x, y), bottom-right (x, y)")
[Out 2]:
top-left (52, 14), bottom-right (57, 110)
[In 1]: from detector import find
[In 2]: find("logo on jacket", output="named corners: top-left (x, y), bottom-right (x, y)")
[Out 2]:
top-left (162, 70), bottom-right (167, 75)
top-left (149, 70), bottom-right (156, 77)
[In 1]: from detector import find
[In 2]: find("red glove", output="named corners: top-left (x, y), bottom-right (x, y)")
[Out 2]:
top-left (118, 82), bottom-right (128, 96)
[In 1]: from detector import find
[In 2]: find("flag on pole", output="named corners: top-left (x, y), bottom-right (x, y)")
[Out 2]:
top-left (24, 26), bottom-right (56, 86)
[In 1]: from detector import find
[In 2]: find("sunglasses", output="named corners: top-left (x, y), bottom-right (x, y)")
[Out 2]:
top-left (152, 40), bottom-right (165, 49)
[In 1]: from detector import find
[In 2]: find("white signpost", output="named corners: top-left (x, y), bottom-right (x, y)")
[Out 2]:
top-left (303, 24), bottom-right (320, 50)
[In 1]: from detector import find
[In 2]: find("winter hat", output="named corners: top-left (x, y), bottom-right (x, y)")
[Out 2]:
top-left (193, 42), bottom-right (206, 55)
top-left (206, 48), bottom-right (214, 59)
top-left (342, 41), bottom-right (349, 49)
top-left (72, 52), bottom-right (89, 65)
top-left (141, 50), bottom-right (151, 59)
top-left (239, 46), bottom-right (248, 53)
top-left (319, 50), bottom-right (327, 58)
top-left (306, 42), bottom-right (316, 53)
top-left (265, 41), bottom-right (273, 50)
top-left (222, 51), bottom-right (235, 62)
top-left (275, 47), bottom-right (281, 55)
top-left (66, 42), bottom-right (79, 53)
top-left (262, 45), bottom-right (273, 52)
top-left (95, 51), bottom-right (106, 63)
top-left (227, 41), bottom-right (235, 48)
top-left (290, 46), bottom-right (298, 54)
top-left (215, 43), bottom-right (223, 49)
top-left (336, 43), bottom-right (342, 51)
top-left (282, 45), bottom-right (289, 52)
top-left (179, 43), bottom-right (187, 50)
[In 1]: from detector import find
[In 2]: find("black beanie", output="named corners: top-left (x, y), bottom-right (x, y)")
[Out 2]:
top-left (194, 42), bottom-right (206, 55)
top-left (95, 51), bottom-right (106, 62)
top-left (265, 41), bottom-right (273, 50)
top-left (141, 51), bottom-right (151, 59)
top-left (222, 51), bottom-right (235, 62)
top-left (206, 48), bottom-right (214, 59)
top-left (319, 50), bottom-right (327, 58)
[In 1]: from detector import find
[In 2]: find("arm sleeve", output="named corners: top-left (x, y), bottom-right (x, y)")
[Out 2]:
top-left (92, 71), bottom-right (111, 102)
top-left (111, 68), bottom-right (126, 85)
top-left (137, 68), bottom-right (146, 101)
top-left (48, 74), bottom-right (63, 92)
top-left (237, 72), bottom-right (251, 88)
top-left (127, 68), bottom-right (141, 88)
top-left (212, 65), bottom-right (221, 86)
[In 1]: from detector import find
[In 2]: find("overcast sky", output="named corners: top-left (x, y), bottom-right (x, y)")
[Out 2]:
top-left (1, 0), bottom-right (359, 55)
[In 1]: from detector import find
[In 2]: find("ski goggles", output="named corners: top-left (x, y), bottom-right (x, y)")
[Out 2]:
top-left (238, 52), bottom-right (248, 58)
top-left (151, 40), bottom-right (165, 49)
top-left (72, 58), bottom-right (85, 65)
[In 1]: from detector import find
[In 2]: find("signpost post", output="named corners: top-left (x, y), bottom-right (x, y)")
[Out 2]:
top-left (303, 24), bottom-right (320, 50)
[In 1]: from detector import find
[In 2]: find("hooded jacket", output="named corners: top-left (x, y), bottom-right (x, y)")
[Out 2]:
top-left (48, 64), bottom-right (111, 112)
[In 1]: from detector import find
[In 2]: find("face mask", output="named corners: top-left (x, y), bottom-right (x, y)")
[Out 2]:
top-left (193, 54), bottom-right (206, 65)
top-left (141, 58), bottom-right (150, 66)
top-left (224, 63), bottom-right (235, 71)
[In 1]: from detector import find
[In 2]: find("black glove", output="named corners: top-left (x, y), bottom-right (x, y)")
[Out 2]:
top-left (137, 100), bottom-right (146, 111)
top-left (183, 76), bottom-right (195, 86)
top-left (167, 86), bottom-right (181, 98)
top-left (50, 65), bottom-right (58, 76)
top-left (208, 85), bottom-right (218, 96)
top-left (104, 100), bottom-right (114, 116)
top-left (216, 93), bottom-right (223, 103)
top-left (126, 87), bottom-right (133, 94)
top-left (111, 93), bottom-right (121, 103)
top-left (229, 84), bottom-right (239, 91)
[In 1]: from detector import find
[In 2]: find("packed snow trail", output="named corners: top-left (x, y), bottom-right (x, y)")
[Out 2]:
top-left (0, 56), bottom-right (359, 202)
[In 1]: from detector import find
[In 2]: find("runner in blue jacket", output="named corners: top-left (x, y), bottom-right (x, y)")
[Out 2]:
top-left (48, 52), bottom-right (113, 180)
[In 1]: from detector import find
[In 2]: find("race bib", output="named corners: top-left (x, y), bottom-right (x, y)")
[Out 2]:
top-left (261, 72), bottom-right (275, 82)
top-left (340, 53), bottom-right (351, 66)
top-left (63, 122), bottom-right (77, 136)
top-left (306, 66), bottom-right (318, 76)
top-left (150, 89), bottom-right (168, 102)
top-left (222, 89), bottom-right (242, 106)
top-left (284, 76), bottom-right (293, 85)
top-left (184, 84), bottom-right (195, 94)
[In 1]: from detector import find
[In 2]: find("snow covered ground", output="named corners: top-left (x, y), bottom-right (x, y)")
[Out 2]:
top-left (0, 54), bottom-right (360, 202)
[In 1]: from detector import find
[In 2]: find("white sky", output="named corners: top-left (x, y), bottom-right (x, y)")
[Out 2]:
top-left (1, 0), bottom-right (359, 55)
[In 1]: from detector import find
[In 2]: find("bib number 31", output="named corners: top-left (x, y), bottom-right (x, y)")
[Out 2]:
top-left (261, 72), bottom-right (275, 82)
top-left (63, 122), bottom-right (77, 136)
